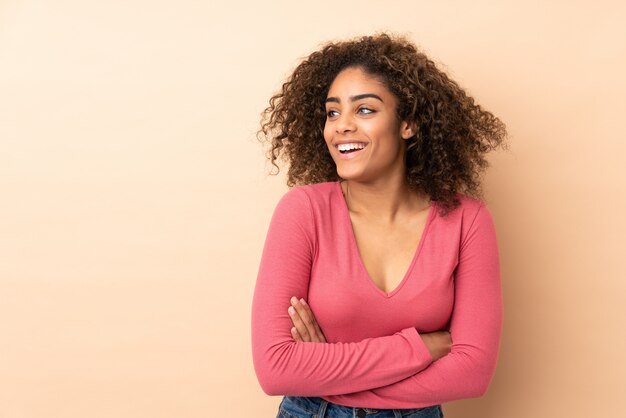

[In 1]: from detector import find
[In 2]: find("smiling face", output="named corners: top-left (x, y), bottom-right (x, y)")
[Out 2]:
top-left (323, 66), bottom-right (416, 184)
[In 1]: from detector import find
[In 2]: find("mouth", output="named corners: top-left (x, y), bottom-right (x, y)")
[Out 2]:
top-left (336, 143), bottom-right (369, 160)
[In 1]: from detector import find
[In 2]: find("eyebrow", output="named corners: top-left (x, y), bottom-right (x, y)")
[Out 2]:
top-left (325, 93), bottom-right (384, 104)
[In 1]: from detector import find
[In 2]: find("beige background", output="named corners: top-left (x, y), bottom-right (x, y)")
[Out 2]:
top-left (1, 1), bottom-right (624, 417)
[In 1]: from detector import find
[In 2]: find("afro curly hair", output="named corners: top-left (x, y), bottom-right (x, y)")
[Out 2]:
top-left (257, 32), bottom-right (508, 216)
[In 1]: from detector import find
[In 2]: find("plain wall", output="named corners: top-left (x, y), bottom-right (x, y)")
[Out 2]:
top-left (1, 1), bottom-right (624, 417)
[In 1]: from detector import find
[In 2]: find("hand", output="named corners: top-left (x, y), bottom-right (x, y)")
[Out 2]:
top-left (420, 330), bottom-right (452, 361)
top-left (288, 296), bottom-right (327, 343)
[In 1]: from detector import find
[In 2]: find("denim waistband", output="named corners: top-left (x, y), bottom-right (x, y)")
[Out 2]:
top-left (278, 395), bottom-right (443, 418)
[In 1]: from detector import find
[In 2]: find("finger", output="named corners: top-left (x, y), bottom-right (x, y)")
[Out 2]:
top-left (300, 299), bottom-right (326, 343)
top-left (290, 299), bottom-right (313, 341)
top-left (290, 297), bottom-right (328, 344)
top-left (300, 299), bottom-right (326, 342)
top-left (289, 307), bottom-right (311, 342)
top-left (291, 326), bottom-right (302, 342)
top-left (288, 305), bottom-right (311, 342)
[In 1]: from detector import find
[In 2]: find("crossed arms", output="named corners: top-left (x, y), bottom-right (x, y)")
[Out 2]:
top-left (251, 189), bottom-right (503, 409)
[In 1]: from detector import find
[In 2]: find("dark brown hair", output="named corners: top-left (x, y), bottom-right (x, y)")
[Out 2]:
top-left (257, 32), bottom-right (508, 216)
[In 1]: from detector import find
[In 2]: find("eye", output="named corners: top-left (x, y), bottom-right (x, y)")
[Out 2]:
top-left (358, 107), bottom-right (375, 115)
top-left (326, 110), bottom-right (339, 118)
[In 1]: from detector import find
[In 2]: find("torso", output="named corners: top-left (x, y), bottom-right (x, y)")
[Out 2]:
top-left (340, 181), bottom-right (431, 294)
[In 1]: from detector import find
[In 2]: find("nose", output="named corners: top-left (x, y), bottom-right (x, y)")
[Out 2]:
top-left (335, 113), bottom-right (356, 134)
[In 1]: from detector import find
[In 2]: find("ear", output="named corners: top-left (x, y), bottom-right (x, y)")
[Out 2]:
top-left (400, 119), bottom-right (418, 140)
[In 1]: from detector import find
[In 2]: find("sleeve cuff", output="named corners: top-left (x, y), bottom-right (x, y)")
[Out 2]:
top-left (401, 327), bottom-right (434, 367)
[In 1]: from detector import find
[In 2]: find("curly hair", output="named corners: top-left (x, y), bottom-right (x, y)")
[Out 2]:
top-left (256, 32), bottom-right (508, 216)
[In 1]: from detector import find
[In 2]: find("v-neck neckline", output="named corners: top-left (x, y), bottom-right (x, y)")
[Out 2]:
top-left (334, 181), bottom-right (436, 298)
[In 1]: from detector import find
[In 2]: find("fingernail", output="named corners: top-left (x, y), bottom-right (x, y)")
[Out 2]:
top-left (300, 298), bottom-right (307, 305)
top-left (291, 296), bottom-right (298, 304)
top-left (288, 307), bottom-right (295, 315)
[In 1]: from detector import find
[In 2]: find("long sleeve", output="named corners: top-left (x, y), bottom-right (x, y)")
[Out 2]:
top-left (251, 187), bottom-right (434, 396)
top-left (323, 203), bottom-right (503, 409)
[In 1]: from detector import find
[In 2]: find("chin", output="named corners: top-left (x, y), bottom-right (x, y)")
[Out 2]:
top-left (337, 172), bottom-right (362, 182)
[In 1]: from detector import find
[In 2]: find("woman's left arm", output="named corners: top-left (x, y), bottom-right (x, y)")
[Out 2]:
top-left (319, 204), bottom-right (504, 409)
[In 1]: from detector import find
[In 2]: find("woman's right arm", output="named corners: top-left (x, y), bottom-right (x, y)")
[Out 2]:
top-left (420, 331), bottom-right (452, 361)
top-left (251, 188), bottom-right (435, 396)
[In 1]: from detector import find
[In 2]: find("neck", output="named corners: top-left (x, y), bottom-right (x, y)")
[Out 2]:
top-left (341, 178), bottom-right (430, 223)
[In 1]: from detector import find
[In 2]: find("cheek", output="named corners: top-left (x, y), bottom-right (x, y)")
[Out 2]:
top-left (365, 119), bottom-right (399, 141)
top-left (323, 122), bottom-right (332, 143)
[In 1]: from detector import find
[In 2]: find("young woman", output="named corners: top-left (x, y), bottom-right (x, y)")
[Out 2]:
top-left (251, 33), bottom-right (508, 418)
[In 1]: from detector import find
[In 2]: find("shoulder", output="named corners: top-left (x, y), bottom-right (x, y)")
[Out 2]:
top-left (273, 182), bottom-right (337, 221)
top-left (436, 193), bottom-right (486, 222)
top-left (452, 194), bottom-right (497, 245)
top-left (455, 193), bottom-right (487, 217)
top-left (278, 182), bottom-right (336, 207)
top-left (436, 193), bottom-right (494, 237)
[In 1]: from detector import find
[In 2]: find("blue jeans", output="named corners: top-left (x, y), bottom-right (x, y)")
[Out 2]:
top-left (276, 396), bottom-right (444, 418)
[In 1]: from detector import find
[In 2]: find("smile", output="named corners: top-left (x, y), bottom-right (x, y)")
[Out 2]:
top-left (336, 143), bottom-right (368, 160)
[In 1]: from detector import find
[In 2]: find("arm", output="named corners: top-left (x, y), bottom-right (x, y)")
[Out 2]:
top-left (323, 203), bottom-right (503, 408)
top-left (251, 188), bottom-right (434, 396)
top-left (288, 299), bottom-right (452, 362)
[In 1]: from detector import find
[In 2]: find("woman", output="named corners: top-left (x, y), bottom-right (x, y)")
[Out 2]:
top-left (251, 33), bottom-right (508, 418)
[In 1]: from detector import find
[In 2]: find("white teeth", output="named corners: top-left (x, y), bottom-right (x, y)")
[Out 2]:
top-left (337, 143), bottom-right (367, 151)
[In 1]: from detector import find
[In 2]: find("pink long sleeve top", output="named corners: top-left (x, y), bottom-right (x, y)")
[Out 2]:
top-left (251, 181), bottom-right (503, 409)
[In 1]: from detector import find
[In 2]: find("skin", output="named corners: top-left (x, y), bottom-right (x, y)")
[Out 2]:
top-left (323, 66), bottom-right (421, 222)
top-left (287, 66), bottom-right (452, 361)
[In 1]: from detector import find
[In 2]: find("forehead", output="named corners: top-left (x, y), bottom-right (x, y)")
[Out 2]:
top-left (327, 67), bottom-right (391, 97)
